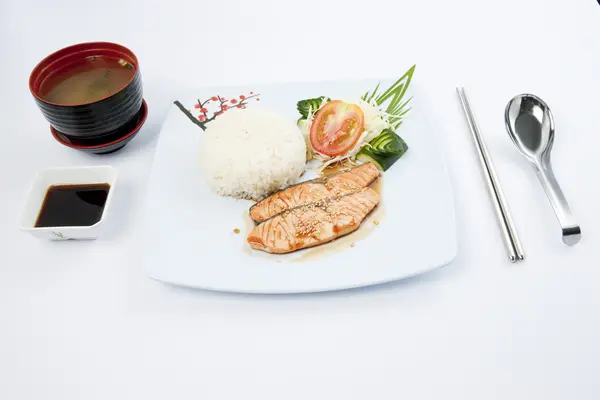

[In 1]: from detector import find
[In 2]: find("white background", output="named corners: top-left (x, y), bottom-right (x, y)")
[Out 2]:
top-left (1, 0), bottom-right (599, 398)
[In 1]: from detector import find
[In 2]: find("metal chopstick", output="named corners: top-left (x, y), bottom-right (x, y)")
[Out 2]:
top-left (456, 87), bottom-right (525, 262)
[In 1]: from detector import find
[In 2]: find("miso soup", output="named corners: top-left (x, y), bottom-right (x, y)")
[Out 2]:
top-left (40, 56), bottom-right (135, 105)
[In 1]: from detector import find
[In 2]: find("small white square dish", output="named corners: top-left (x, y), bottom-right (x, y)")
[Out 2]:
top-left (20, 166), bottom-right (118, 240)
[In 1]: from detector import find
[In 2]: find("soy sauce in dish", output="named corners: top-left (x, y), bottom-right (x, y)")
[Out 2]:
top-left (34, 184), bottom-right (110, 228)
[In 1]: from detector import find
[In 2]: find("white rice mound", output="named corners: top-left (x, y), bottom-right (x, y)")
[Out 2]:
top-left (198, 107), bottom-right (307, 200)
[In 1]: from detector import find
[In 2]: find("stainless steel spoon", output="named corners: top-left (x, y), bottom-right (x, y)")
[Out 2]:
top-left (505, 94), bottom-right (581, 245)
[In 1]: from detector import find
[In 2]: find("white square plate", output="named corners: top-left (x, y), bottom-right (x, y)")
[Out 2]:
top-left (142, 77), bottom-right (457, 293)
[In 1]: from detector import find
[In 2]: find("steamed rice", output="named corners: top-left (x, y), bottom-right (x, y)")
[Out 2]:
top-left (198, 108), bottom-right (307, 200)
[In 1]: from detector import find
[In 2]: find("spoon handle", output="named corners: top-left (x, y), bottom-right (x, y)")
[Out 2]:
top-left (535, 162), bottom-right (581, 245)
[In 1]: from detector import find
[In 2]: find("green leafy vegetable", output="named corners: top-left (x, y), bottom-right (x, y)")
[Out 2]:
top-left (356, 148), bottom-right (400, 171)
top-left (296, 96), bottom-right (330, 119)
top-left (356, 129), bottom-right (408, 171)
top-left (362, 64), bottom-right (415, 130)
top-left (368, 129), bottom-right (408, 156)
top-left (365, 82), bottom-right (380, 103)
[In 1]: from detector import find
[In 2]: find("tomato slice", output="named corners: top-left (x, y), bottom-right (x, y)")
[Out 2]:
top-left (310, 100), bottom-right (365, 157)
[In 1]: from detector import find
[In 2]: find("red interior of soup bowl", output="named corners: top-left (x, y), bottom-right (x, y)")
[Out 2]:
top-left (29, 42), bottom-right (139, 107)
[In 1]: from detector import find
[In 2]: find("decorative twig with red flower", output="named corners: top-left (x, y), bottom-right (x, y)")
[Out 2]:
top-left (173, 92), bottom-right (260, 131)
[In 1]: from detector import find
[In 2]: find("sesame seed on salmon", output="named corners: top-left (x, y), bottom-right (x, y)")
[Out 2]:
top-left (247, 187), bottom-right (380, 254)
top-left (249, 162), bottom-right (380, 224)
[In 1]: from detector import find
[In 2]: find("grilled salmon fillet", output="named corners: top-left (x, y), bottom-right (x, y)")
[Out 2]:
top-left (249, 162), bottom-right (380, 223)
top-left (247, 187), bottom-right (380, 254)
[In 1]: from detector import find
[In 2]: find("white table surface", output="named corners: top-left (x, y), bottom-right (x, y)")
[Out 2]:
top-left (1, 0), bottom-right (599, 398)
